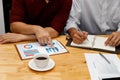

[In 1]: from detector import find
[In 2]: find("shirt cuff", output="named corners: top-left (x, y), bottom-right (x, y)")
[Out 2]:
top-left (117, 23), bottom-right (120, 31)
top-left (64, 22), bottom-right (78, 33)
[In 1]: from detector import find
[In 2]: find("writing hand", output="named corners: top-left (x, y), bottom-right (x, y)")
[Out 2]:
top-left (72, 30), bottom-right (88, 44)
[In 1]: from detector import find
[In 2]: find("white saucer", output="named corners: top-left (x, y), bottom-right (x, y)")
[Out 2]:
top-left (28, 58), bottom-right (55, 71)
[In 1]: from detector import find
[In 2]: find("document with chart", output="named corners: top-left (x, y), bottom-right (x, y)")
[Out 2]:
top-left (16, 40), bottom-right (68, 59)
top-left (85, 53), bottom-right (120, 80)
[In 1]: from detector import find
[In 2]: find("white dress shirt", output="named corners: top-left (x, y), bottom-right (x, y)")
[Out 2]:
top-left (65, 0), bottom-right (120, 34)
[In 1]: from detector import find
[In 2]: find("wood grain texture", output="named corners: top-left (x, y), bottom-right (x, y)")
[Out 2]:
top-left (0, 35), bottom-right (119, 80)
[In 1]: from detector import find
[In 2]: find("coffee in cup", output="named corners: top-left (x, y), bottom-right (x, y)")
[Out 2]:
top-left (33, 53), bottom-right (49, 68)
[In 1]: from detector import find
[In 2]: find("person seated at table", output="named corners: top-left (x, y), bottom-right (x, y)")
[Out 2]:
top-left (65, 0), bottom-right (120, 47)
top-left (0, 0), bottom-right (72, 45)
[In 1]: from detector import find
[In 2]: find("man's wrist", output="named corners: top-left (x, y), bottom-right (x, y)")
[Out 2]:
top-left (32, 25), bottom-right (44, 34)
top-left (45, 27), bottom-right (59, 38)
top-left (68, 28), bottom-right (77, 38)
top-left (65, 28), bottom-right (77, 40)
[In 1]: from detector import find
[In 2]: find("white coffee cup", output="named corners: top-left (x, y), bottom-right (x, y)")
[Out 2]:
top-left (33, 53), bottom-right (49, 68)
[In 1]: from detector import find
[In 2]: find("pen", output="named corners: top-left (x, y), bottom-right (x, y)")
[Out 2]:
top-left (99, 52), bottom-right (111, 64)
top-left (77, 28), bottom-right (89, 41)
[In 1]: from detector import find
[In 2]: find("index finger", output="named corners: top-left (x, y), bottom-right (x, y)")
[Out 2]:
top-left (47, 37), bottom-right (53, 47)
top-left (82, 31), bottom-right (88, 39)
top-left (77, 31), bottom-right (85, 39)
top-left (105, 35), bottom-right (113, 46)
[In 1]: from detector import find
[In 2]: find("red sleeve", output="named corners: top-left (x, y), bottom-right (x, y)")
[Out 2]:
top-left (10, 0), bottom-right (25, 23)
top-left (51, 0), bottom-right (72, 34)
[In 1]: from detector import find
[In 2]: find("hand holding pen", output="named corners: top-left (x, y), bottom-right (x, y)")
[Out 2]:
top-left (78, 29), bottom-right (89, 40)
top-left (68, 28), bottom-right (88, 44)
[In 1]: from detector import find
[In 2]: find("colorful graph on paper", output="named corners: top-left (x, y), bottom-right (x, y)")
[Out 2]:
top-left (16, 40), bottom-right (68, 59)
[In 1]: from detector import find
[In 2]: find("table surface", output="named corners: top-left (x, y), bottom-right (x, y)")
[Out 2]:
top-left (0, 35), bottom-right (120, 80)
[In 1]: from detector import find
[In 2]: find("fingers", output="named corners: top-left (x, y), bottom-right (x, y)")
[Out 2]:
top-left (72, 31), bottom-right (88, 44)
top-left (82, 31), bottom-right (88, 39)
top-left (105, 35), bottom-right (113, 46)
top-left (105, 32), bottom-right (120, 46)
top-left (0, 34), bottom-right (10, 44)
top-left (38, 36), bottom-right (52, 46)
top-left (72, 34), bottom-right (83, 44)
top-left (47, 37), bottom-right (53, 47)
top-left (35, 28), bottom-right (53, 46)
top-left (109, 36), bottom-right (119, 46)
top-left (116, 41), bottom-right (120, 46)
top-left (106, 36), bottom-right (120, 46)
top-left (114, 40), bottom-right (120, 46)
top-left (0, 39), bottom-right (10, 44)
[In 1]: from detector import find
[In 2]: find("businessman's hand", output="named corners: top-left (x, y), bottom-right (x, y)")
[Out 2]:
top-left (68, 28), bottom-right (88, 44)
top-left (105, 31), bottom-right (120, 46)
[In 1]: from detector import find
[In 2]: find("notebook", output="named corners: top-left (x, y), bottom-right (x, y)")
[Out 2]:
top-left (66, 35), bottom-right (120, 53)
top-left (16, 40), bottom-right (68, 59)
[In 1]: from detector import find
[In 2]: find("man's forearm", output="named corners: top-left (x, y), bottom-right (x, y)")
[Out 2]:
top-left (10, 22), bottom-right (59, 38)
top-left (10, 22), bottom-right (43, 35)
top-left (20, 34), bottom-right (37, 41)
top-left (45, 27), bottom-right (59, 38)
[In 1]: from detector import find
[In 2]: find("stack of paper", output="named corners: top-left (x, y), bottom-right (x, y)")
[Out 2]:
top-left (85, 53), bottom-right (120, 80)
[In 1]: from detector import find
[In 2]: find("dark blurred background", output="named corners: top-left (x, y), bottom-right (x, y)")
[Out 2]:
top-left (3, 0), bottom-right (12, 32)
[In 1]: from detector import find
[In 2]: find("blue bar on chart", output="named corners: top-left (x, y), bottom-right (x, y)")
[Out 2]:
top-left (45, 47), bottom-right (59, 53)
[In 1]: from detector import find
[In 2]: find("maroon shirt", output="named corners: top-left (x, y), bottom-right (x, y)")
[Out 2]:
top-left (10, 0), bottom-right (72, 34)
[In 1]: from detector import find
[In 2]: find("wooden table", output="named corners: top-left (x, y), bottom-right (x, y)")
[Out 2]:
top-left (0, 35), bottom-right (120, 80)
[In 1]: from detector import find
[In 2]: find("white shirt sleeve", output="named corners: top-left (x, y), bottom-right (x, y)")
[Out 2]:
top-left (64, 0), bottom-right (82, 32)
top-left (117, 23), bottom-right (120, 31)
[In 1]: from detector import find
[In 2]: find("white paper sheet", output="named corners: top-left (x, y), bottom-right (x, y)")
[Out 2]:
top-left (16, 40), bottom-right (68, 59)
top-left (85, 53), bottom-right (120, 80)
